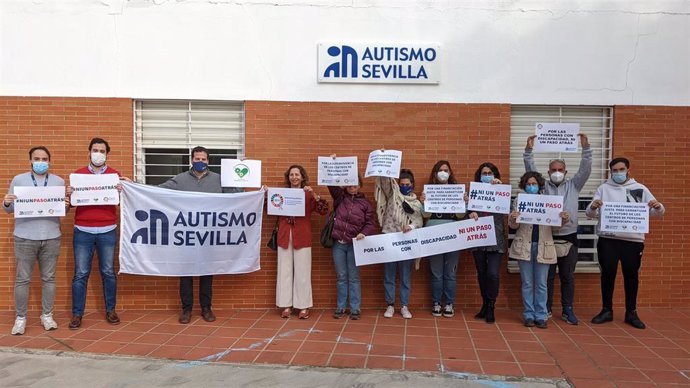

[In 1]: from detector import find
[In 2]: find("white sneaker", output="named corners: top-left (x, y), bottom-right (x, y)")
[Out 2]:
top-left (40, 313), bottom-right (58, 331)
top-left (383, 305), bottom-right (395, 318)
top-left (11, 316), bottom-right (26, 335)
top-left (401, 306), bottom-right (412, 319)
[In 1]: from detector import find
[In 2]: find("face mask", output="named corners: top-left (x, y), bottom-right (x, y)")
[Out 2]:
top-left (480, 175), bottom-right (494, 184)
top-left (549, 171), bottom-right (565, 185)
top-left (400, 185), bottom-right (413, 195)
top-left (32, 161), bottom-right (49, 175)
top-left (192, 161), bottom-right (208, 173)
top-left (436, 171), bottom-right (450, 182)
top-left (612, 171), bottom-right (627, 184)
top-left (525, 184), bottom-right (539, 194)
top-left (90, 152), bottom-right (106, 167)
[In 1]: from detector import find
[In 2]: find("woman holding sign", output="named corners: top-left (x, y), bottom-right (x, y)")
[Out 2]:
top-left (467, 163), bottom-right (507, 324)
top-left (509, 171), bottom-right (568, 329)
top-left (276, 165), bottom-right (328, 319)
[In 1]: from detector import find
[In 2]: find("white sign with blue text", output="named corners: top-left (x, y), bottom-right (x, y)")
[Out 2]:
top-left (516, 193), bottom-right (564, 227)
top-left (317, 43), bottom-right (440, 84)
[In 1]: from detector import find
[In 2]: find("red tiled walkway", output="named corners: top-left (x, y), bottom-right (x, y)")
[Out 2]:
top-left (1, 308), bottom-right (689, 387)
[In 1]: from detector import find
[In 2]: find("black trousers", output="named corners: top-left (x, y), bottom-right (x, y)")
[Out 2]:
top-left (473, 250), bottom-right (502, 302)
top-left (180, 275), bottom-right (213, 312)
top-left (597, 237), bottom-right (644, 312)
top-left (546, 243), bottom-right (578, 312)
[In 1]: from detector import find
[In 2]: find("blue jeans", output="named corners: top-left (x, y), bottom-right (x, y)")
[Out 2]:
top-left (384, 259), bottom-right (413, 306)
top-left (429, 251), bottom-right (460, 305)
top-left (332, 241), bottom-right (361, 312)
top-left (518, 242), bottom-right (550, 321)
top-left (72, 228), bottom-right (117, 316)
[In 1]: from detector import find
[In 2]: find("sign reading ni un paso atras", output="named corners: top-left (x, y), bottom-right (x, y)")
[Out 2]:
top-left (318, 43), bottom-right (440, 84)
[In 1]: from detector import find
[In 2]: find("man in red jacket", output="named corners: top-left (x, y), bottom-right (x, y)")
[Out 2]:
top-left (68, 138), bottom-right (122, 329)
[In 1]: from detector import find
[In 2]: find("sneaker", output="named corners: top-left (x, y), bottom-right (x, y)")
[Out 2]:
top-left (333, 309), bottom-right (345, 319)
top-left (546, 310), bottom-right (552, 319)
top-left (401, 306), bottom-right (412, 319)
top-left (11, 316), bottom-right (26, 335)
top-left (443, 304), bottom-right (454, 318)
top-left (561, 307), bottom-right (579, 325)
top-left (40, 313), bottom-right (58, 331)
top-left (524, 318), bottom-right (535, 327)
top-left (624, 310), bottom-right (646, 329)
top-left (383, 305), bottom-right (395, 318)
top-left (350, 311), bottom-right (361, 320)
top-left (432, 304), bottom-right (442, 317)
top-left (535, 319), bottom-right (548, 329)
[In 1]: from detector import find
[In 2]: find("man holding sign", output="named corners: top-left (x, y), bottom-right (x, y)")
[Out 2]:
top-left (524, 133), bottom-right (591, 325)
top-left (3, 146), bottom-right (67, 335)
top-left (586, 157), bottom-right (665, 329)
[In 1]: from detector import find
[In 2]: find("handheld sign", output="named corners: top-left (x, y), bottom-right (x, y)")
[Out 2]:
top-left (533, 123), bottom-right (579, 153)
top-left (601, 202), bottom-right (649, 234)
top-left (467, 182), bottom-right (511, 214)
top-left (516, 193), bottom-right (564, 227)
top-left (364, 150), bottom-right (402, 178)
top-left (423, 184), bottom-right (465, 213)
top-left (267, 188), bottom-right (305, 217)
top-left (13, 186), bottom-right (66, 218)
top-left (69, 173), bottom-right (120, 206)
top-left (221, 159), bottom-right (262, 188)
top-left (317, 156), bottom-right (358, 186)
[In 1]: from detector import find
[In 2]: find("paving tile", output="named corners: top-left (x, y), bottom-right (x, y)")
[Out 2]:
top-left (135, 332), bottom-right (174, 345)
top-left (369, 344), bottom-right (404, 357)
top-left (149, 323), bottom-right (185, 335)
top-left (299, 341), bottom-right (336, 353)
top-left (290, 352), bottom-right (330, 367)
top-left (255, 351), bottom-right (294, 365)
top-left (440, 346), bottom-right (477, 361)
top-left (102, 330), bottom-right (143, 343)
top-left (472, 336), bottom-right (510, 350)
top-left (568, 378), bottom-right (616, 387)
top-left (507, 340), bottom-right (545, 352)
top-left (328, 354), bottom-right (366, 368)
top-left (481, 361), bottom-right (523, 377)
top-left (476, 349), bottom-right (516, 363)
top-left (114, 343), bottom-right (159, 356)
top-left (147, 345), bottom-right (192, 359)
top-left (653, 346), bottom-right (690, 359)
top-left (366, 355), bottom-right (403, 370)
top-left (166, 334), bottom-right (208, 347)
top-left (81, 340), bottom-right (125, 354)
top-left (519, 363), bottom-right (563, 378)
top-left (179, 325), bottom-right (219, 336)
top-left (405, 345), bottom-right (441, 359)
top-left (441, 359), bottom-right (482, 374)
top-left (513, 351), bottom-right (556, 364)
top-left (404, 357), bottom-right (441, 372)
top-left (641, 369), bottom-right (690, 384)
top-left (334, 342), bottom-right (370, 355)
top-left (601, 366), bottom-right (652, 383)
top-left (19, 337), bottom-right (61, 350)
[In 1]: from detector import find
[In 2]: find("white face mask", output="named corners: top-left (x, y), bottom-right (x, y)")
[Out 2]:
top-left (436, 171), bottom-right (450, 182)
top-left (549, 171), bottom-right (565, 184)
top-left (90, 152), bottom-right (107, 167)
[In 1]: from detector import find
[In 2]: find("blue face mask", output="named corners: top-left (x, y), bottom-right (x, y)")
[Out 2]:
top-left (525, 184), bottom-right (539, 194)
top-left (480, 175), bottom-right (494, 184)
top-left (400, 185), bottom-right (413, 195)
top-left (32, 161), bottom-right (49, 175)
top-left (192, 161), bottom-right (208, 173)
top-left (612, 171), bottom-right (627, 184)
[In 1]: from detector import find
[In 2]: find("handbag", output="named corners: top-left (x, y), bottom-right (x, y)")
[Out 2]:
top-left (267, 219), bottom-right (279, 251)
top-left (320, 211), bottom-right (336, 248)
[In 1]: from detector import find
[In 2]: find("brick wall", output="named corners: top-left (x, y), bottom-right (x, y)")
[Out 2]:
top-left (0, 98), bottom-right (687, 314)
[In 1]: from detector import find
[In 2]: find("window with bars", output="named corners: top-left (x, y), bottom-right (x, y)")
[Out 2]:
top-left (508, 106), bottom-right (613, 273)
top-left (134, 100), bottom-right (245, 185)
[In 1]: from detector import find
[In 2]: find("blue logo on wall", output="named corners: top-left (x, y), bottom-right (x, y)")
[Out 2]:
top-left (324, 45), bottom-right (359, 78)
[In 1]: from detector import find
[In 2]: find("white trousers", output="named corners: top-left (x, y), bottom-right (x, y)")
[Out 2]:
top-left (276, 232), bottom-right (313, 309)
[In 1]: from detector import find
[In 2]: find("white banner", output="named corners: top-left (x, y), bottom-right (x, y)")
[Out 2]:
top-left (516, 193), bottom-right (564, 227)
top-left (317, 156), bottom-right (359, 186)
top-left (364, 150), bottom-right (402, 178)
top-left (13, 186), bottom-right (66, 218)
top-left (601, 202), bottom-right (649, 234)
top-left (423, 184), bottom-right (465, 213)
top-left (119, 182), bottom-right (263, 276)
top-left (69, 173), bottom-right (120, 206)
top-left (354, 217), bottom-right (496, 266)
top-left (267, 188), bottom-right (305, 217)
top-left (221, 159), bottom-right (262, 188)
top-left (467, 182), bottom-right (512, 214)
top-left (533, 123), bottom-right (580, 153)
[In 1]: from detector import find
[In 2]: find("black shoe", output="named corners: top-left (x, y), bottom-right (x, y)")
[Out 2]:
top-left (624, 310), bottom-right (646, 329)
top-left (350, 311), bottom-right (361, 320)
top-left (474, 301), bottom-right (487, 320)
top-left (535, 320), bottom-right (548, 329)
top-left (201, 307), bottom-right (216, 322)
top-left (68, 315), bottom-right (82, 330)
top-left (105, 311), bottom-right (121, 325)
top-left (591, 309), bottom-right (613, 324)
top-left (485, 300), bottom-right (495, 324)
top-left (333, 309), bottom-right (345, 319)
top-left (179, 310), bottom-right (191, 324)
top-left (524, 318), bottom-right (535, 327)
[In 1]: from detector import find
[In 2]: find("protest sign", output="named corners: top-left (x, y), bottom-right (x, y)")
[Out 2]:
top-left (516, 193), bottom-right (564, 227)
top-left (317, 156), bottom-right (359, 186)
top-left (13, 186), bottom-right (66, 218)
top-left (364, 150), bottom-right (402, 178)
top-left (267, 188), bottom-right (305, 217)
top-left (467, 182), bottom-right (512, 214)
top-left (533, 123), bottom-right (579, 153)
top-left (423, 184), bottom-right (465, 213)
top-left (69, 173), bottom-right (120, 206)
top-left (601, 202), bottom-right (649, 234)
top-left (221, 159), bottom-right (262, 188)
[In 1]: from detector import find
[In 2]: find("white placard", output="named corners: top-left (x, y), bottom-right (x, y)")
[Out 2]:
top-left (13, 186), bottom-right (66, 218)
top-left (354, 217), bottom-right (496, 266)
top-left (601, 202), bottom-right (650, 234)
top-left (267, 188), bottom-right (305, 217)
top-left (467, 182), bottom-right (512, 214)
top-left (516, 193), bottom-right (564, 227)
top-left (69, 173), bottom-right (120, 206)
top-left (317, 156), bottom-right (359, 186)
top-left (221, 159), bottom-right (262, 188)
top-left (423, 184), bottom-right (465, 213)
top-left (533, 123), bottom-right (580, 153)
top-left (364, 150), bottom-right (402, 178)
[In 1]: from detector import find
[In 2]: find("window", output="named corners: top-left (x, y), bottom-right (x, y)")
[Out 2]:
top-left (134, 100), bottom-right (244, 185)
top-left (508, 106), bottom-right (613, 273)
